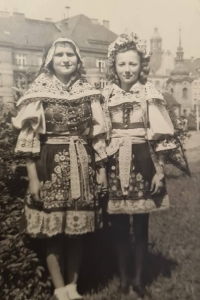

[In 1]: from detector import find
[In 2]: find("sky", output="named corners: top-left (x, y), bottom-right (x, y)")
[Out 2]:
top-left (1, 0), bottom-right (200, 58)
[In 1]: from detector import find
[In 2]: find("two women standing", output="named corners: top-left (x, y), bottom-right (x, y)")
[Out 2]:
top-left (12, 33), bottom-right (186, 299)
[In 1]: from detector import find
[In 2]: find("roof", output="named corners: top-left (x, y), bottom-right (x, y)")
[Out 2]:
top-left (0, 13), bottom-right (60, 49)
top-left (184, 58), bottom-right (200, 76)
top-left (171, 62), bottom-right (189, 76)
top-left (57, 14), bottom-right (117, 53)
top-left (162, 92), bottom-right (180, 106)
top-left (0, 13), bottom-right (117, 54)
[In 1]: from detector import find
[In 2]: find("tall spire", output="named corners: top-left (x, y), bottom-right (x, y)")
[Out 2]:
top-left (170, 27), bottom-right (189, 77)
top-left (176, 27), bottom-right (184, 62)
top-left (179, 27), bottom-right (182, 47)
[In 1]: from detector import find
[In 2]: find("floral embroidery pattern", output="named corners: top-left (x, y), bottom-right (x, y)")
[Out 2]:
top-left (107, 144), bottom-right (168, 214)
top-left (18, 75), bottom-right (102, 107)
top-left (25, 147), bottom-right (100, 236)
top-left (108, 151), bottom-right (151, 201)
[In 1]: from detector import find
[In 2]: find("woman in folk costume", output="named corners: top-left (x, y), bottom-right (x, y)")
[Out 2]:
top-left (102, 33), bottom-right (189, 298)
top-left (12, 37), bottom-right (107, 300)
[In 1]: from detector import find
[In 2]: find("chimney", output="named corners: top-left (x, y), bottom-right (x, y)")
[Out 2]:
top-left (91, 18), bottom-right (98, 25)
top-left (0, 11), bottom-right (10, 18)
top-left (191, 56), bottom-right (194, 63)
top-left (103, 20), bottom-right (109, 29)
top-left (45, 18), bottom-right (52, 22)
top-left (13, 12), bottom-right (25, 22)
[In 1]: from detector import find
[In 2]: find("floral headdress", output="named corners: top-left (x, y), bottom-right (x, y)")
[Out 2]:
top-left (108, 32), bottom-right (150, 64)
top-left (107, 32), bottom-right (151, 85)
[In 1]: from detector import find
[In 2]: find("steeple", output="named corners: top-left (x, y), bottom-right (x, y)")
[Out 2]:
top-left (176, 27), bottom-right (184, 62)
top-left (170, 27), bottom-right (189, 77)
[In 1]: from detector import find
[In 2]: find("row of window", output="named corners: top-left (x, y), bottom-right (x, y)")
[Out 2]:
top-left (15, 54), bottom-right (42, 66)
top-left (14, 55), bottom-right (107, 70)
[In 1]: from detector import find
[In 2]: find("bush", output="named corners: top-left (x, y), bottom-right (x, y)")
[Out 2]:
top-left (0, 98), bottom-right (52, 300)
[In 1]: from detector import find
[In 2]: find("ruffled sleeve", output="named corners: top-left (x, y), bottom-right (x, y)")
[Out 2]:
top-left (147, 98), bottom-right (174, 141)
top-left (12, 100), bottom-right (46, 157)
top-left (143, 82), bottom-right (174, 150)
top-left (90, 97), bottom-right (107, 163)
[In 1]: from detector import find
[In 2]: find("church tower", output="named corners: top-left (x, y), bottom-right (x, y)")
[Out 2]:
top-left (149, 28), bottom-right (163, 74)
top-left (150, 27), bottom-right (162, 52)
top-left (166, 28), bottom-right (192, 116)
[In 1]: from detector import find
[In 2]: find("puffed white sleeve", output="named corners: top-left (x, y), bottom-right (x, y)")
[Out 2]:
top-left (147, 98), bottom-right (176, 152)
top-left (12, 100), bottom-right (46, 157)
top-left (89, 96), bottom-right (107, 163)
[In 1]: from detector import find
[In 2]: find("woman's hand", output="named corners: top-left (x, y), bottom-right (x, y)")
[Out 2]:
top-left (150, 173), bottom-right (164, 195)
top-left (29, 177), bottom-right (42, 201)
top-left (96, 168), bottom-right (108, 195)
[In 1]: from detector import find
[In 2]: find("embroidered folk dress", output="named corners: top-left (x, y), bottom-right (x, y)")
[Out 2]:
top-left (12, 73), bottom-right (107, 237)
top-left (102, 81), bottom-right (175, 215)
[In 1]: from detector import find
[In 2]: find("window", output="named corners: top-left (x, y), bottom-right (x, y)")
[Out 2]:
top-left (37, 56), bottom-right (42, 66)
top-left (96, 59), bottom-right (105, 72)
top-left (100, 78), bottom-right (108, 89)
top-left (15, 54), bottom-right (27, 66)
top-left (183, 87), bottom-right (188, 99)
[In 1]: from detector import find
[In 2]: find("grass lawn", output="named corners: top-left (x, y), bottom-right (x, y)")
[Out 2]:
top-left (78, 147), bottom-right (200, 300)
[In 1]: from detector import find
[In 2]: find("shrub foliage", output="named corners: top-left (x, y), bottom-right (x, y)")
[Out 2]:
top-left (0, 98), bottom-right (51, 300)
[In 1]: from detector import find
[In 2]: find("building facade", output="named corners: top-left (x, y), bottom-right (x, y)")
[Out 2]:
top-left (1, 12), bottom-right (200, 117)
top-left (149, 28), bottom-right (200, 117)
top-left (0, 12), bottom-right (117, 105)
top-left (166, 30), bottom-right (194, 116)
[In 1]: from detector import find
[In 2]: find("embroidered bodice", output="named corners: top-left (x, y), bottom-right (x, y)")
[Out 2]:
top-left (105, 83), bottom-right (149, 138)
top-left (102, 81), bottom-right (174, 142)
top-left (108, 89), bottom-right (147, 131)
top-left (44, 101), bottom-right (92, 135)
top-left (12, 74), bottom-right (107, 162)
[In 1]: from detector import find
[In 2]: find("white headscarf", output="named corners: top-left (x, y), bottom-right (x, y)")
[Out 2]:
top-left (44, 37), bottom-right (82, 67)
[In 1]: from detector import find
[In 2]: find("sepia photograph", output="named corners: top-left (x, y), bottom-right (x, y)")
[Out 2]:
top-left (0, 0), bottom-right (200, 299)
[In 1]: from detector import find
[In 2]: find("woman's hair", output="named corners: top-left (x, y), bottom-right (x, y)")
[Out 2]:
top-left (37, 35), bottom-right (85, 79)
top-left (107, 33), bottom-right (151, 85)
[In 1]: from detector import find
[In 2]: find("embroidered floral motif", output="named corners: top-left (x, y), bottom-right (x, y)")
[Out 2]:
top-left (24, 208), bottom-right (102, 236)
top-left (17, 74), bottom-right (102, 107)
top-left (107, 194), bottom-right (169, 214)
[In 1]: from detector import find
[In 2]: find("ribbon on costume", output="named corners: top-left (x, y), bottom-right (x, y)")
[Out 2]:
top-left (118, 138), bottom-right (132, 196)
top-left (106, 137), bottom-right (145, 196)
top-left (69, 136), bottom-right (90, 203)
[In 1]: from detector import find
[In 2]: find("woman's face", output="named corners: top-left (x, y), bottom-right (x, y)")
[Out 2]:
top-left (52, 43), bottom-right (78, 78)
top-left (115, 50), bottom-right (141, 87)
